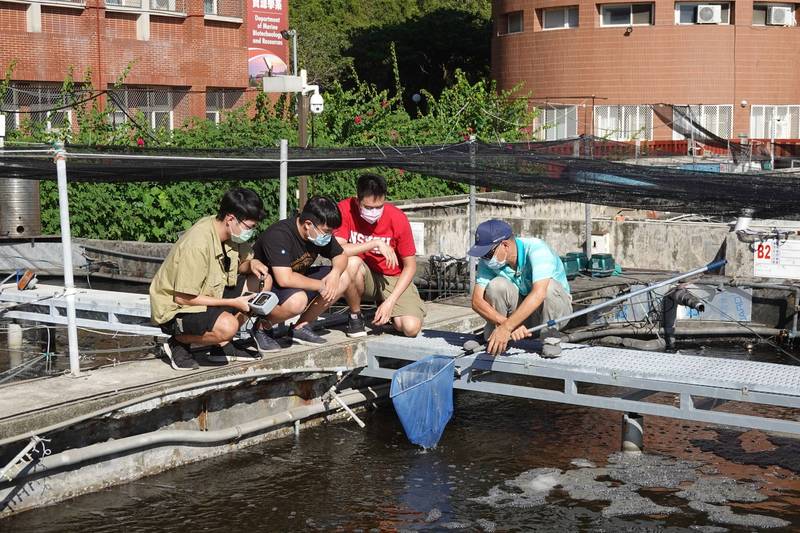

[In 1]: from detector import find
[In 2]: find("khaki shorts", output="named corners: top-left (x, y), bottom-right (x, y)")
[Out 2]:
top-left (362, 268), bottom-right (427, 321)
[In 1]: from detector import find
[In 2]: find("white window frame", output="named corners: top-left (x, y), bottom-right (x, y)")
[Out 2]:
top-left (671, 104), bottom-right (733, 140)
top-left (600, 3), bottom-right (654, 26)
top-left (542, 6), bottom-right (579, 30)
top-left (752, 3), bottom-right (796, 26)
top-left (674, 2), bottom-right (731, 24)
top-left (750, 105), bottom-right (800, 139)
top-left (594, 105), bottom-right (653, 140)
top-left (203, 0), bottom-right (217, 15)
top-left (502, 11), bottom-right (524, 34)
top-left (539, 105), bottom-right (579, 140)
top-left (206, 110), bottom-right (221, 124)
top-left (108, 86), bottom-right (181, 132)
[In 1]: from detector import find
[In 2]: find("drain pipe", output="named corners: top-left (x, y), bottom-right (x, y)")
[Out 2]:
top-left (663, 286), bottom-right (706, 351)
top-left (16, 385), bottom-right (385, 481)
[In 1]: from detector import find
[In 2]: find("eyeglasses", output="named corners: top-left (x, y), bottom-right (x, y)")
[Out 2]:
top-left (235, 217), bottom-right (256, 231)
top-left (482, 245), bottom-right (499, 261)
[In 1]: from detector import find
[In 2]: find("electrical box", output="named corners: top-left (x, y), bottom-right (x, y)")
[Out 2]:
top-left (590, 233), bottom-right (612, 254)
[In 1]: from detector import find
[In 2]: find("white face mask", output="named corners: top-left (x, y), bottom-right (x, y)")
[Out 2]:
top-left (360, 205), bottom-right (384, 224)
top-left (230, 217), bottom-right (255, 244)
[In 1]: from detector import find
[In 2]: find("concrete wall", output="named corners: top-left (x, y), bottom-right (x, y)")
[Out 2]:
top-left (404, 194), bottom-right (797, 278)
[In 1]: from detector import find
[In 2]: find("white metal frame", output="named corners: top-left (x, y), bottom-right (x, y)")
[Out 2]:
top-left (594, 104), bottom-right (653, 141)
top-left (750, 104), bottom-right (800, 139)
top-left (671, 104), bottom-right (734, 140)
top-left (539, 105), bottom-right (579, 140)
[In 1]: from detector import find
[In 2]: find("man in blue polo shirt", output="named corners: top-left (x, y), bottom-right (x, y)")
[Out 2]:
top-left (467, 219), bottom-right (573, 355)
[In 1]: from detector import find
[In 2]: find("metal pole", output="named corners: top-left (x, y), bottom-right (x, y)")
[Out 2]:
top-left (529, 259), bottom-right (727, 336)
top-left (584, 203), bottom-right (592, 259)
top-left (54, 143), bottom-right (80, 377)
top-left (279, 139), bottom-right (288, 220)
top-left (770, 117), bottom-right (776, 170)
top-left (468, 136), bottom-right (477, 292)
top-left (298, 93), bottom-right (308, 210)
top-left (291, 31), bottom-right (298, 77)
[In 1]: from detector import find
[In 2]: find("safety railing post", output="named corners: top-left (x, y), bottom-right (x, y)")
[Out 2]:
top-left (279, 139), bottom-right (288, 220)
top-left (54, 142), bottom-right (81, 377)
top-left (468, 136), bottom-right (477, 292)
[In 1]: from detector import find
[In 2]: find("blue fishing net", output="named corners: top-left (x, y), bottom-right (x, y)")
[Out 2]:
top-left (390, 355), bottom-right (455, 449)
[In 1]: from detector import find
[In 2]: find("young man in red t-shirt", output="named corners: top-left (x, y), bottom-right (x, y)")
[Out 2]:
top-left (334, 173), bottom-right (426, 337)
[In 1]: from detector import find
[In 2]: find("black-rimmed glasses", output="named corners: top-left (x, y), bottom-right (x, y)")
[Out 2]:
top-left (482, 245), bottom-right (499, 261)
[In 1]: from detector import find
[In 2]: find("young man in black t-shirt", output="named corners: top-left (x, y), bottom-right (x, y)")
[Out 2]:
top-left (251, 196), bottom-right (350, 351)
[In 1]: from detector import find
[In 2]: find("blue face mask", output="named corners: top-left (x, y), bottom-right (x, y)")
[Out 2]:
top-left (482, 246), bottom-right (507, 271)
top-left (484, 256), bottom-right (507, 271)
top-left (310, 224), bottom-right (332, 247)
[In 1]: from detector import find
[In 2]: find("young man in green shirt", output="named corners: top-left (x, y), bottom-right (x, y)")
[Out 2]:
top-left (149, 188), bottom-right (269, 370)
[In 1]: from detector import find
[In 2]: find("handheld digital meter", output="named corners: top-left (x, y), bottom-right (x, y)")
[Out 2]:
top-left (247, 291), bottom-right (279, 316)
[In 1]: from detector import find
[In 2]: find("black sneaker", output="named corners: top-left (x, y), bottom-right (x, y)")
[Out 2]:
top-left (345, 313), bottom-right (367, 338)
top-left (208, 342), bottom-right (261, 363)
top-left (289, 325), bottom-right (327, 346)
top-left (251, 325), bottom-right (282, 354)
top-left (163, 337), bottom-right (199, 370)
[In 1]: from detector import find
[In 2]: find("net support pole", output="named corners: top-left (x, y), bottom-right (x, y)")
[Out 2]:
top-left (298, 94), bottom-right (309, 210)
top-left (468, 136), bottom-right (477, 292)
top-left (279, 139), bottom-right (288, 220)
top-left (54, 142), bottom-right (81, 377)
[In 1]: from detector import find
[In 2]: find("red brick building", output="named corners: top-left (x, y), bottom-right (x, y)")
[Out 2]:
top-left (0, 0), bottom-right (248, 131)
top-left (492, 0), bottom-right (800, 141)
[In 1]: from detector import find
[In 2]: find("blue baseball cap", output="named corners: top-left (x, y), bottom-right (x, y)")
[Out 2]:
top-left (467, 219), bottom-right (513, 257)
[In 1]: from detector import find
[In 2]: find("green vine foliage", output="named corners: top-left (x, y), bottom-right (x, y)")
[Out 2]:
top-left (7, 63), bottom-right (534, 242)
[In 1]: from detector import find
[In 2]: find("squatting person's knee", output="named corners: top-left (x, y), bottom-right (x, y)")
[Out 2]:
top-left (214, 312), bottom-right (240, 342)
top-left (396, 317), bottom-right (422, 337)
top-left (284, 293), bottom-right (309, 315)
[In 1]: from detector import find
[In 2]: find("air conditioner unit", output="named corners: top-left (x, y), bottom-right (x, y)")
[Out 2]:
top-left (151, 0), bottom-right (175, 10)
top-left (768, 5), bottom-right (794, 25)
top-left (696, 4), bottom-right (722, 23)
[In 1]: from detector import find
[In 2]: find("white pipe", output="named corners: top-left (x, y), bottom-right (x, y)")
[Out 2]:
top-left (279, 139), bottom-right (288, 220)
top-left (54, 143), bottom-right (80, 377)
top-left (26, 386), bottom-right (384, 476)
top-left (397, 198), bottom-right (524, 210)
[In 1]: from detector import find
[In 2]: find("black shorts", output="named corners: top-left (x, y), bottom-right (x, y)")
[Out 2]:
top-left (272, 266), bottom-right (331, 305)
top-left (160, 276), bottom-right (246, 337)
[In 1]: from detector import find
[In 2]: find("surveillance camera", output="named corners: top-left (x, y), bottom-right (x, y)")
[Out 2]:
top-left (309, 92), bottom-right (324, 114)
top-left (280, 29), bottom-right (290, 40)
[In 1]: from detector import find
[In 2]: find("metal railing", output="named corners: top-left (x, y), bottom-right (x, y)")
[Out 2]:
top-left (205, 0), bottom-right (243, 18)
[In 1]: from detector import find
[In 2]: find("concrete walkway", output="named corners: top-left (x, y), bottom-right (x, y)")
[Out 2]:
top-left (0, 301), bottom-right (482, 441)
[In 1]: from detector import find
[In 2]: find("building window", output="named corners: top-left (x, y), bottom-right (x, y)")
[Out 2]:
top-left (750, 105), bottom-right (800, 138)
top-left (600, 3), bottom-right (653, 26)
top-left (539, 105), bottom-right (579, 140)
top-left (675, 2), bottom-right (731, 24)
top-left (206, 89), bottom-right (243, 124)
top-left (500, 11), bottom-right (524, 34)
top-left (753, 3), bottom-right (796, 25)
top-left (108, 86), bottom-right (186, 131)
top-left (543, 6), bottom-right (579, 29)
top-left (3, 83), bottom-right (75, 132)
top-left (594, 105), bottom-right (653, 140)
top-left (672, 105), bottom-right (733, 140)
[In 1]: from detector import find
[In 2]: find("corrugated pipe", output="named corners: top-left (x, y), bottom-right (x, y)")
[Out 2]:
top-left (565, 325), bottom-right (783, 343)
top-left (18, 385), bottom-right (386, 480)
top-left (0, 366), bottom-right (353, 448)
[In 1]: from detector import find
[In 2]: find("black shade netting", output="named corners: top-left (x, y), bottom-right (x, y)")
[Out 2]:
top-left (2, 140), bottom-right (799, 219)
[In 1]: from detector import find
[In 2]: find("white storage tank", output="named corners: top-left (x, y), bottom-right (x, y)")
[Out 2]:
top-left (0, 179), bottom-right (41, 238)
